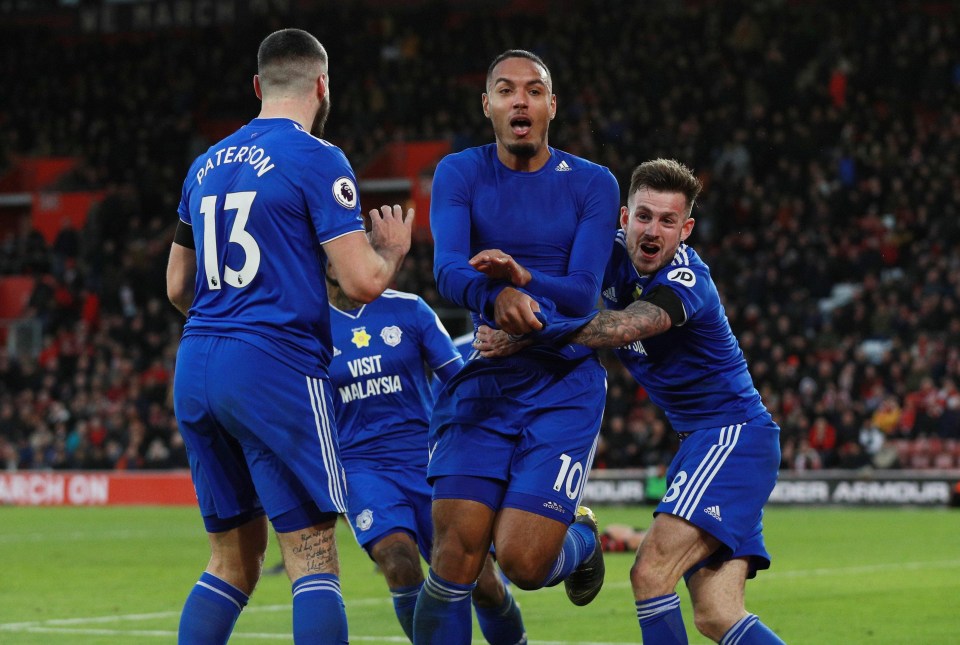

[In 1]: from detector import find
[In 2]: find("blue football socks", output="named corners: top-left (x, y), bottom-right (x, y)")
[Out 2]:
top-left (720, 613), bottom-right (786, 645)
top-left (637, 593), bottom-right (689, 644)
top-left (540, 519), bottom-right (595, 587)
top-left (473, 586), bottom-right (527, 645)
top-left (291, 573), bottom-right (348, 644)
top-left (390, 582), bottom-right (423, 641)
top-left (178, 571), bottom-right (248, 645)
top-left (412, 568), bottom-right (476, 645)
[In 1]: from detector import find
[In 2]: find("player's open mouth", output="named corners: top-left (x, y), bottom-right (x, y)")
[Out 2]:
top-left (640, 242), bottom-right (660, 257)
top-left (510, 116), bottom-right (532, 136)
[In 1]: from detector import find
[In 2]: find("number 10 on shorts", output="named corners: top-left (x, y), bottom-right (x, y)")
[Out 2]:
top-left (553, 453), bottom-right (585, 500)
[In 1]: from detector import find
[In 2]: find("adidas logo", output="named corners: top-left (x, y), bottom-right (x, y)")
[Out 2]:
top-left (555, 160), bottom-right (572, 172)
top-left (704, 505), bottom-right (722, 521)
top-left (333, 346), bottom-right (342, 357)
top-left (542, 500), bottom-right (565, 513)
top-left (602, 287), bottom-right (617, 302)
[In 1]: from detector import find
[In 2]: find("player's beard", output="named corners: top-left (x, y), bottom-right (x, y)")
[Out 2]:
top-left (311, 93), bottom-right (331, 138)
top-left (505, 141), bottom-right (538, 159)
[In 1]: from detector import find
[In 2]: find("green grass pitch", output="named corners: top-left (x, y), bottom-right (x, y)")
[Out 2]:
top-left (1, 505), bottom-right (957, 644)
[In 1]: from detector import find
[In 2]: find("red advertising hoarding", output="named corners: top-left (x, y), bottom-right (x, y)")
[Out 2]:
top-left (0, 471), bottom-right (197, 506)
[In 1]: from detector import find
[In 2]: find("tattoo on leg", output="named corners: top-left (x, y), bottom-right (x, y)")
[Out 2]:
top-left (292, 528), bottom-right (338, 575)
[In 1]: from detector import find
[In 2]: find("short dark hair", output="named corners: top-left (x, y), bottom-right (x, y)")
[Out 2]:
top-left (257, 28), bottom-right (327, 93)
top-left (628, 159), bottom-right (703, 216)
top-left (486, 49), bottom-right (552, 91)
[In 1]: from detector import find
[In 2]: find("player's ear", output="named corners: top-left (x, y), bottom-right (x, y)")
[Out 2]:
top-left (481, 93), bottom-right (491, 118)
top-left (620, 205), bottom-right (630, 229)
top-left (681, 216), bottom-right (695, 242)
top-left (550, 94), bottom-right (557, 120)
top-left (316, 73), bottom-right (327, 102)
top-left (253, 74), bottom-right (263, 101)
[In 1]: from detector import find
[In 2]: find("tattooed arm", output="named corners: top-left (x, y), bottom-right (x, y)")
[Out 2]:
top-left (567, 300), bottom-right (672, 348)
top-left (476, 300), bottom-right (671, 357)
top-left (477, 285), bottom-right (683, 356)
top-left (569, 284), bottom-right (684, 348)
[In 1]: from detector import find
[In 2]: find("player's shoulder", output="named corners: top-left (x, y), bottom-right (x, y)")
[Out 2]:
top-left (379, 289), bottom-right (432, 316)
top-left (551, 148), bottom-right (610, 173)
top-left (300, 132), bottom-right (348, 157)
top-left (551, 148), bottom-right (618, 183)
top-left (668, 243), bottom-right (707, 271)
top-left (379, 290), bottom-right (446, 335)
top-left (380, 288), bottom-right (423, 304)
top-left (438, 144), bottom-right (494, 173)
top-left (656, 243), bottom-right (713, 291)
top-left (285, 127), bottom-right (350, 163)
top-left (433, 145), bottom-right (496, 194)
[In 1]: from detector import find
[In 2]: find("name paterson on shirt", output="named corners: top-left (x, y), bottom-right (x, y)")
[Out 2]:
top-left (194, 144), bottom-right (276, 185)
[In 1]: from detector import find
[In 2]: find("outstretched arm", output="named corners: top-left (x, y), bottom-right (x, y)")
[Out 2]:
top-left (476, 295), bottom-right (675, 357)
top-left (568, 300), bottom-right (672, 348)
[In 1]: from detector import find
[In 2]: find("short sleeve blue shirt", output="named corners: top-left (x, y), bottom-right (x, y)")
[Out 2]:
top-left (177, 118), bottom-right (364, 376)
top-left (329, 290), bottom-right (461, 466)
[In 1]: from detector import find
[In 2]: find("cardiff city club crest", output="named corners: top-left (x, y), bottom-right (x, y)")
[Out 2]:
top-left (356, 509), bottom-right (373, 531)
top-left (380, 326), bottom-right (402, 347)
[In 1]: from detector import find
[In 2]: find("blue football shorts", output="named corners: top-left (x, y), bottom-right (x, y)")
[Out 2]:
top-left (427, 354), bottom-right (607, 523)
top-left (343, 460), bottom-right (433, 561)
top-left (655, 411), bottom-right (781, 578)
top-left (174, 335), bottom-right (348, 532)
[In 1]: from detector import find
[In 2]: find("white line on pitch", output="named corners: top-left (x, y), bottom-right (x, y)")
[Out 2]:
top-left (0, 600), bottom-right (389, 631)
top-left (0, 626), bottom-right (634, 644)
top-left (601, 558), bottom-right (960, 589)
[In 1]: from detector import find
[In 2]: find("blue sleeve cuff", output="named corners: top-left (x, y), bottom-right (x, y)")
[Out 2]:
top-left (480, 283), bottom-right (510, 327)
top-left (511, 290), bottom-right (598, 345)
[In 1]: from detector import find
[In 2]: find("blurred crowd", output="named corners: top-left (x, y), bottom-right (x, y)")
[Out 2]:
top-left (1, 0), bottom-right (959, 473)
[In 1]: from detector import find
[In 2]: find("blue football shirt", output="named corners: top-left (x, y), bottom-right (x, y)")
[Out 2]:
top-left (329, 290), bottom-right (462, 466)
top-left (431, 144), bottom-right (620, 361)
top-left (602, 231), bottom-right (767, 431)
top-left (177, 117), bottom-right (364, 376)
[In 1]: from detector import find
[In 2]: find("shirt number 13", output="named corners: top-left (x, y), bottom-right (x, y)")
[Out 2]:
top-left (199, 191), bottom-right (261, 290)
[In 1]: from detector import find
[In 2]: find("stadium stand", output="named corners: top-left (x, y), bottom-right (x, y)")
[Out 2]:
top-left (0, 0), bottom-right (958, 473)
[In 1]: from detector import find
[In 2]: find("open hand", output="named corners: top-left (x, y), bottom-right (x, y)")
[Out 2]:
top-left (368, 204), bottom-right (414, 257)
top-left (469, 249), bottom-right (531, 287)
